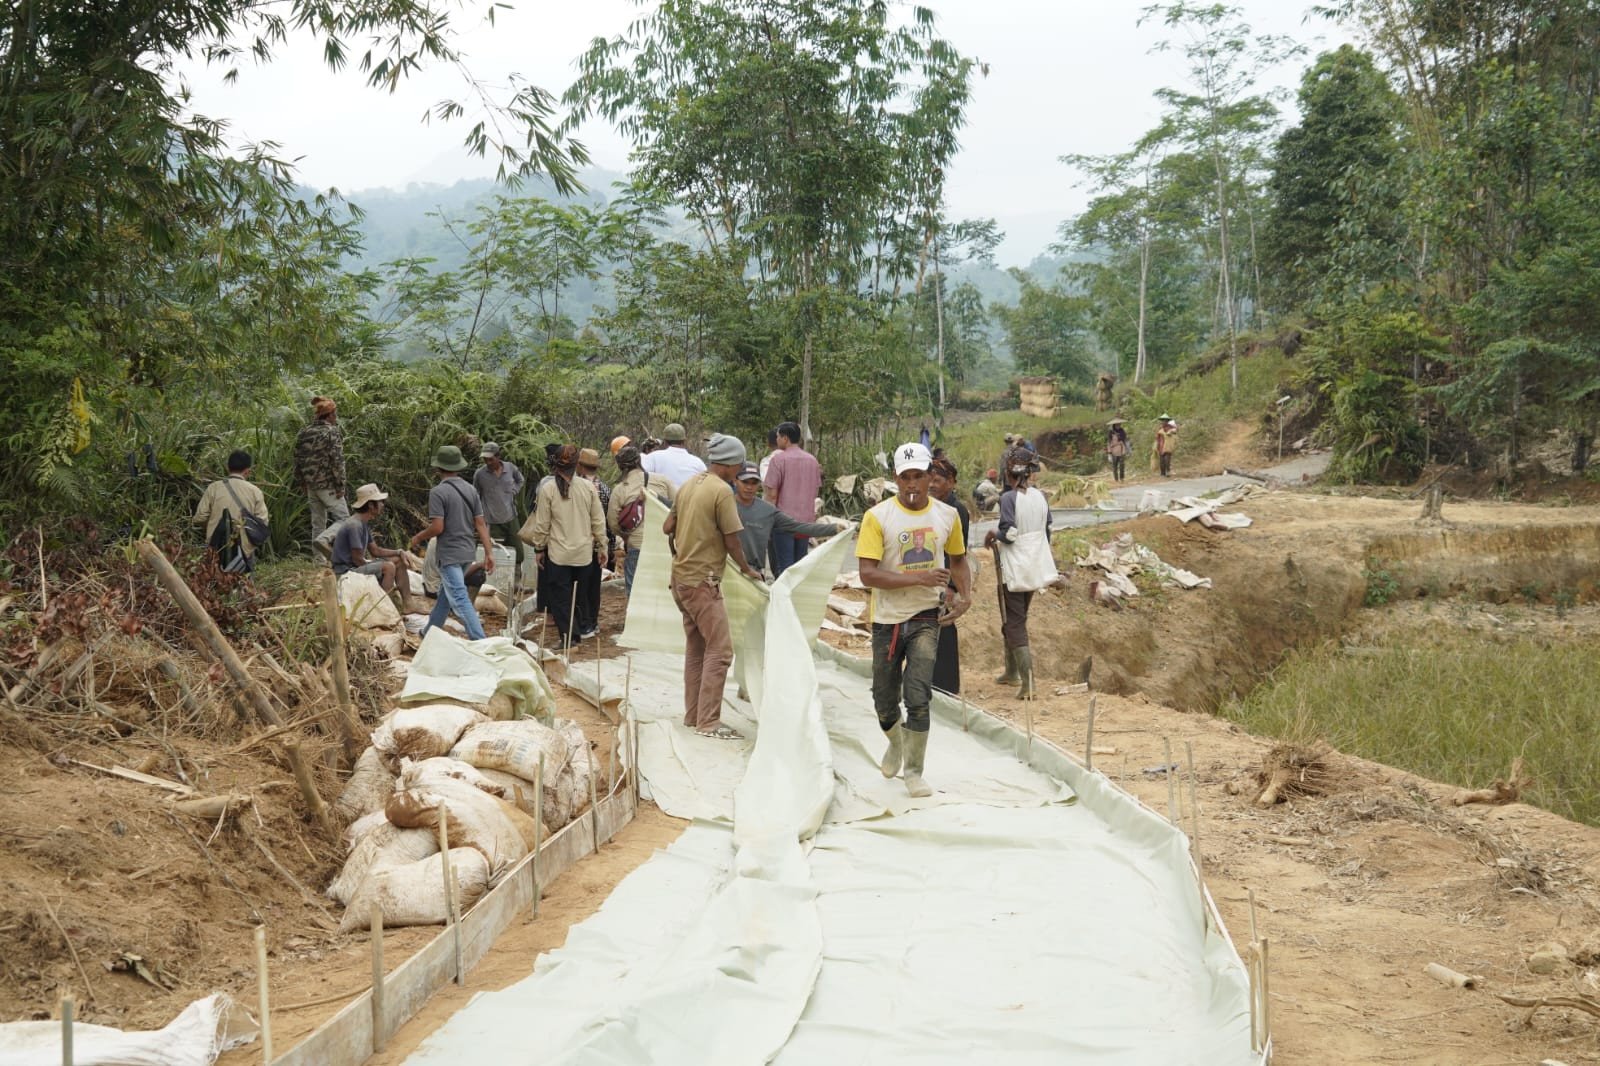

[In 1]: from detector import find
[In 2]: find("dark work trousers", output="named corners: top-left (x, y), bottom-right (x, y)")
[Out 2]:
top-left (1159, 451), bottom-right (1173, 476)
top-left (545, 562), bottom-right (589, 644)
top-left (579, 553), bottom-right (603, 633)
top-left (1111, 455), bottom-right (1126, 481)
top-left (931, 620), bottom-right (961, 695)
top-left (1001, 588), bottom-right (1034, 649)
top-left (871, 615), bottom-right (940, 734)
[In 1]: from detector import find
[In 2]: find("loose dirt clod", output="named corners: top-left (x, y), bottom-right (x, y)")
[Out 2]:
top-left (1254, 742), bottom-right (1335, 806)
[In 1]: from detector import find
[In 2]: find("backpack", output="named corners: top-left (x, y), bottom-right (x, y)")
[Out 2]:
top-left (208, 479), bottom-right (269, 574)
top-left (616, 474), bottom-right (648, 534)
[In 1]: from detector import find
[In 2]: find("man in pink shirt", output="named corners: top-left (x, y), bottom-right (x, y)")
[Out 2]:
top-left (763, 420), bottom-right (823, 577)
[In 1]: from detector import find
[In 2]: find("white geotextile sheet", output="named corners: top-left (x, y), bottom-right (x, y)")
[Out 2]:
top-left (399, 629), bottom-right (556, 720)
top-left (0, 994), bottom-right (254, 1066)
top-left (405, 501), bottom-right (1261, 1065)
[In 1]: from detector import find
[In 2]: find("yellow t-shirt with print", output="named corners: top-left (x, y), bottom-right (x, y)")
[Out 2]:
top-left (856, 495), bottom-right (965, 624)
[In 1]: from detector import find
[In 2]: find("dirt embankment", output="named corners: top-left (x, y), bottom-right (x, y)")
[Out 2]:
top-left (955, 493), bottom-right (1600, 713)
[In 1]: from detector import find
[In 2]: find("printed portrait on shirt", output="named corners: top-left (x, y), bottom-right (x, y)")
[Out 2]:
top-left (899, 527), bottom-right (936, 566)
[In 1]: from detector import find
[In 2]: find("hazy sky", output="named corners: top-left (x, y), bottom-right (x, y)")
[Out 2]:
top-left (173, 1), bottom-right (1353, 266)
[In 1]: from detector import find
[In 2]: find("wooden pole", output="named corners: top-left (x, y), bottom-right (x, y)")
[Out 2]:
top-left (1085, 695), bottom-right (1098, 772)
top-left (1260, 937), bottom-right (1272, 1047)
top-left (532, 755), bottom-right (544, 920)
top-left (587, 741), bottom-right (601, 854)
top-left (284, 739), bottom-right (335, 836)
top-left (320, 571), bottom-right (363, 762)
top-left (255, 926), bottom-right (272, 1064)
top-left (1023, 699), bottom-right (1033, 763)
top-left (369, 903), bottom-right (385, 1053)
top-left (60, 994), bottom-right (73, 1066)
top-left (437, 810), bottom-right (462, 985)
top-left (961, 696), bottom-right (971, 733)
top-left (1163, 737), bottom-right (1178, 822)
top-left (137, 540), bottom-right (331, 834)
top-left (1186, 740), bottom-right (1201, 863)
top-left (565, 582), bottom-right (578, 654)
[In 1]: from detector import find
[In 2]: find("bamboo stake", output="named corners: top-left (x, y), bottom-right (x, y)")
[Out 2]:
top-left (283, 739), bottom-right (335, 836)
top-left (255, 926), bottom-right (272, 1064)
top-left (532, 755), bottom-right (544, 920)
top-left (320, 571), bottom-right (362, 762)
top-left (1186, 740), bottom-right (1201, 863)
top-left (587, 740), bottom-right (601, 854)
top-left (60, 994), bottom-right (73, 1066)
top-left (1023, 699), bottom-right (1034, 763)
top-left (565, 583), bottom-right (578, 654)
top-left (961, 696), bottom-right (971, 733)
top-left (1261, 937), bottom-right (1272, 1047)
top-left (437, 808), bottom-right (462, 985)
top-left (1163, 737), bottom-right (1178, 822)
top-left (370, 903), bottom-right (385, 1053)
top-left (1085, 695), bottom-right (1098, 772)
top-left (137, 540), bottom-right (331, 834)
top-left (1247, 888), bottom-right (1260, 1053)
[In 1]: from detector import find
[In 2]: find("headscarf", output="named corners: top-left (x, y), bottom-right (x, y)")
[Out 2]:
top-left (552, 444), bottom-right (578, 500)
top-left (615, 444), bottom-right (641, 473)
top-left (929, 456), bottom-right (958, 504)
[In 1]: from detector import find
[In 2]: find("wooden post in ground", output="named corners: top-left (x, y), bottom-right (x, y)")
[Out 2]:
top-left (254, 926), bottom-right (272, 1064)
top-left (1085, 695), bottom-right (1098, 772)
top-left (60, 994), bottom-right (73, 1066)
top-left (587, 742), bottom-right (601, 854)
top-left (137, 540), bottom-right (333, 835)
top-left (320, 571), bottom-right (363, 762)
top-left (1163, 737), bottom-right (1178, 822)
top-left (370, 903), bottom-right (386, 1053)
top-left (437, 810), bottom-right (462, 985)
top-left (532, 755), bottom-right (544, 920)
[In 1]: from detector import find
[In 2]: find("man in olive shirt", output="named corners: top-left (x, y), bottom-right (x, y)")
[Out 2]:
top-left (662, 433), bottom-right (762, 740)
top-left (733, 463), bottom-right (837, 576)
top-left (473, 441), bottom-right (525, 565)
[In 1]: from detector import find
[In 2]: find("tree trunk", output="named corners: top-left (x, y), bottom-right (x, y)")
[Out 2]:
top-left (934, 238), bottom-right (946, 417)
top-left (1135, 225), bottom-right (1150, 383)
top-left (1213, 148), bottom-right (1239, 391)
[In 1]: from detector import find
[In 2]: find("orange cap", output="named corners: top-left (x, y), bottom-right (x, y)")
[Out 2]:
top-left (609, 435), bottom-right (631, 455)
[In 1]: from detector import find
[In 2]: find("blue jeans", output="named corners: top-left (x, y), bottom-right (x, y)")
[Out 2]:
top-left (624, 547), bottom-right (640, 597)
top-left (770, 533), bottom-right (809, 578)
top-left (426, 562), bottom-right (487, 640)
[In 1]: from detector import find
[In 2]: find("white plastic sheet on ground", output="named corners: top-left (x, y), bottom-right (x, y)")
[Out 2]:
top-left (398, 629), bottom-right (555, 720)
top-left (0, 994), bottom-right (254, 1066)
top-left (405, 499), bottom-right (1262, 1065)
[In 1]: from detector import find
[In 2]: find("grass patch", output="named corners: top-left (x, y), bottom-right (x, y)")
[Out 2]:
top-left (1225, 631), bottom-right (1600, 826)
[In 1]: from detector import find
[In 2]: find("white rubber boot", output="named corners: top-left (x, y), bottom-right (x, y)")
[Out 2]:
top-left (879, 723), bottom-right (904, 778)
top-left (902, 729), bottom-right (933, 798)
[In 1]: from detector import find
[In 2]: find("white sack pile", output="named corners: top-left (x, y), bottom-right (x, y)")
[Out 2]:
top-left (328, 713), bottom-right (595, 932)
top-left (1165, 484), bottom-right (1257, 529)
top-left (1076, 532), bottom-right (1213, 607)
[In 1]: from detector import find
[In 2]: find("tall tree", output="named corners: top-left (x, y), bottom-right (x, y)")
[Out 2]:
top-left (1261, 46), bottom-right (1399, 309)
top-left (564, 0), bottom-right (977, 443)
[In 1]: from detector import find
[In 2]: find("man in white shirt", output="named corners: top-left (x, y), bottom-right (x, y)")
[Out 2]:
top-left (641, 422), bottom-right (707, 489)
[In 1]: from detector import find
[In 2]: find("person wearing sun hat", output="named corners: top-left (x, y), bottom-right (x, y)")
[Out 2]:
top-left (662, 432), bottom-right (762, 740)
top-left (522, 444), bottom-right (608, 646)
top-left (409, 445), bottom-right (496, 640)
top-left (1106, 418), bottom-right (1131, 482)
top-left (1153, 414), bottom-right (1178, 477)
top-left (328, 483), bottom-right (421, 612)
top-left (856, 441), bottom-right (972, 798)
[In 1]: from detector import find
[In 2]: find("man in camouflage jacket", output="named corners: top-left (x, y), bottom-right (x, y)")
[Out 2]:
top-left (294, 396), bottom-right (349, 553)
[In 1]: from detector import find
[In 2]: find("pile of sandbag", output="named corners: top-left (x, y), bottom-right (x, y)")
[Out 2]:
top-left (329, 711), bottom-right (596, 931)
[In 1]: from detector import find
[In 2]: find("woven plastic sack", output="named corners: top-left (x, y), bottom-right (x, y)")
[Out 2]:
top-left (372, 704), bottom-right (488, 766)
top-left (385, 776), bottom-right (538, 880)
top-left (335, 746), bottom-right (396, 820)
top-left (336, 847), bottom-right (490, 933)
top-left (327, 823), bottom-right (438, 906)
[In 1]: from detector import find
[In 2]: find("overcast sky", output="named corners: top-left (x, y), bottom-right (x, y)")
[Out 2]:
top-left (173, 1), bottom-right (1352, 266)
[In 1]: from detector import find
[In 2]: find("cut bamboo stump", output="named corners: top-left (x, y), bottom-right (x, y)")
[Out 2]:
top-left (320, 571), bottom-right (364, 763)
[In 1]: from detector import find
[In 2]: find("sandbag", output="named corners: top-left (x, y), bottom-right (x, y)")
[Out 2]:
top-left (334, 746), bottom-right (396, 820)
top-left (398, 756), bottom-right (506, 798)
top-left (449, 719), bottom-right (572, 785)
top-left (385, 776), bottom-right (538, 880)
top-left (339, 571), bottom-right (401, 631)
top-left (475, 589), bottom-right (508, 617)
top-left (477, 769), bottom-right (553, 837)
top-left (547, 719), bottom-right (597, 831)
top-left (372, 704), bottom-right (488, 766)
top-left (337, 847), bottom-right (490, 933)
top-left (327, 823), bottom-right (438, 905)
top-left (342, 809), bottom-right (389, 851)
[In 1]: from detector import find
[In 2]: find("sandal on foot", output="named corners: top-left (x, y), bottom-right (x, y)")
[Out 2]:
top-left (695, 724), bottom-right (743, 741)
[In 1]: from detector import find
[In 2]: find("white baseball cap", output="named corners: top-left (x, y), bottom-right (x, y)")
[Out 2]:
top-left (893, 442), bottom-right (932, 475)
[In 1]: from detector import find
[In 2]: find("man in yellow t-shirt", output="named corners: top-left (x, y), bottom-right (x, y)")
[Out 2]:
top-left (857, 442), bottom-right (972, 797)
top-left (662, 433), bottom-right (763, 740)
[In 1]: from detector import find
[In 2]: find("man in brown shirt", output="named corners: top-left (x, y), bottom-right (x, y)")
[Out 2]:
top-left (663, 433), bottom-right (762, 739)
